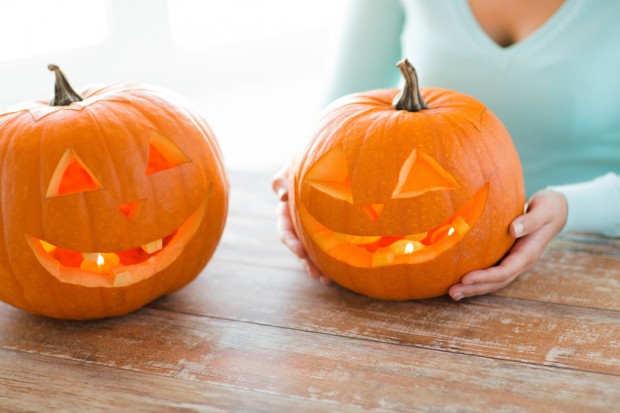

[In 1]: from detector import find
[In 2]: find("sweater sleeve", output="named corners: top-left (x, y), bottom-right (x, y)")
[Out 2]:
top-left (548, 173), bottom-right (620, 238)
top-left (322, 0), bottom-right (406, 105)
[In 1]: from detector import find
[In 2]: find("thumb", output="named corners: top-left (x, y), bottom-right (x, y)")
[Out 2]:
top-left (509, 191), bottom-right (564, 238)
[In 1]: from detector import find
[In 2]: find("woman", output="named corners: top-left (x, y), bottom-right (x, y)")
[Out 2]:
top-left (273, 0), bottom-right (620, 300)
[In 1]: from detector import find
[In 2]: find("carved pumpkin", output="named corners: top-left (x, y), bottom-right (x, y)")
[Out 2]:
top-left (0, 65), bottom-right (228, 319)
top-left (289, 59), bottom-right (525, 300)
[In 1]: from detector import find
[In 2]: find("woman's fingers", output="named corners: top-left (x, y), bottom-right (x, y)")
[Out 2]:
top-left (450, 256), bottom-right (523, 300)
top-left (272, 164), bottom-right (329, 282)
top-left (281, 231), bottom-right (307, 258)
top-left (300, 258), bottom-right (331, 284)
top-left (450, 190), bottom-right (568, 301)
top-left (510, 190), bottom-right (567, 237)
top-left (276, 202), bottom-right (306, 258)
top-left (275, 195), bottom-right (330, 283)
top-left (450, 225), bottom-right (550, 300)
top-left (459, 231), bottom-right (546, 286)
top-left (272, 164), bottom-right (290, 201)
top-left (450, 280), bottom-right (512, 301)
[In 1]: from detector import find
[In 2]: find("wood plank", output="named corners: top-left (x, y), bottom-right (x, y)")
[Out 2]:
top-left (152, 260), bottom-right (620, 376)
top-left (495, 236), bottom-right (620, 310)
top-left (227, 170), bottom-right (278, 218)
top-left (0, 348), bottom-right (362, 413)
top-left (216, 170), bottom-right (288, 266)
top-left (217, 214), bottom-right (299, 269)
top-left (0, 305), bottom-right (618, 412)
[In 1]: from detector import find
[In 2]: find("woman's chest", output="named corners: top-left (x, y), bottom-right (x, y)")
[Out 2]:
top-left (467, 0), bottom-right (565, 48)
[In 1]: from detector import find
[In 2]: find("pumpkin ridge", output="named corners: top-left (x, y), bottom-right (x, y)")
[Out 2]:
top-left (0, 119), bottom-right (30, 309)
top-left (78, 104), bottom-right (128, 252)
top-left (174, 100), bottom-right (228, 186)
top-left (81, 104), bottom-right (124, 199)
top-left (438, 112), bottom-right (487, 206)
top-left (350, 108), bottom-right (405, 203)
top-left (300, 104), bottom-right (380, 185)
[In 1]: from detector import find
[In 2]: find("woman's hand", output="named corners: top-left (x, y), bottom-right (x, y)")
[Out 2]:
top-left (272, 166), bottom-right (331, 285)
top-left (448, 190), bottom-right (568, 301)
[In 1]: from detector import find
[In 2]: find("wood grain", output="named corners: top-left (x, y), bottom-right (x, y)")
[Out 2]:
top-left (495, 236), bottom-right (620, 310)
top-left (150, 259), bottom-right (620, 375)
top-left (0, 348), bottom-right (363, 413)
top-left (1, 305), bottom-right (618, 413)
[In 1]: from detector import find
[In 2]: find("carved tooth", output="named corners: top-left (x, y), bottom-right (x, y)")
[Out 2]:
top-left (82, 252), bottom-right (99, 261)
top-left (112, 271), bottom-right (132, 286)
top-left (141, 239), bottom-right (163, 254)
top-left (451, 216), bottom-right (470, 237)
top-left (40, 240), bottom-right (57, 253)
top-left (372, 248), bottom-right (395, 268)
top-left (311, 231), bottom-right (342, 251)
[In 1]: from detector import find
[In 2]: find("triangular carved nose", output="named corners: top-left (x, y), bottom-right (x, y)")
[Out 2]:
top-left (117, 199), bottom-right (145, 220)
top-left (363, 203), bottom-right (385, 221)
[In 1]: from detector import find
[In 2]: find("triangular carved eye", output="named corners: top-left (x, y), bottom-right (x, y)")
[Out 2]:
top-left (392, 148), bottom-right (459, 199)
top-left (46, 148), bottom-right (102, 197)
top-left (304, 145), bottom-right (353, 203)
top-left (146, 130), bottom-right (191, 175)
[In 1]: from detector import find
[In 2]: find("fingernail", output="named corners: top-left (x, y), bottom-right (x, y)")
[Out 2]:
top-left (453, 292), bottom-right (464, 301)
top-left (462, 279), bottom-right (473, 285)
top-left (319, 276), bottom-right (330, 285)
top-left (513, 222), bottom-right (524, 238)
top-left (277, 187), bottom-right (288, 201)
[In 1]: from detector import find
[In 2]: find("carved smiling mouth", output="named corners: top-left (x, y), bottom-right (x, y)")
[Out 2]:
top-left (26, 197), bottom-right (208, 288)
top-left (299, 184), bottom-right (489, 268)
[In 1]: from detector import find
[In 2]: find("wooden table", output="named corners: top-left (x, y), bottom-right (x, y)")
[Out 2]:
top-left (2, 170), bottom-right (619, 412)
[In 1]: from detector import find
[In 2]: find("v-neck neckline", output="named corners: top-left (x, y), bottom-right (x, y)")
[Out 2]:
top-left (456, 0), bottom-right (577, 55)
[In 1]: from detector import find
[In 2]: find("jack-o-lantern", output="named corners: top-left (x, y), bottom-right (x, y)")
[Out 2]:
top-left (0, 65), bottom-right (228, 319)
top-left (289, 59), bottom-right (525, 300)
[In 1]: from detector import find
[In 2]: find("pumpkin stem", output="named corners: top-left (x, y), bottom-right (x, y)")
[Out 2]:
top-left (48, 64), bottom-right (83, 106)
top-left (393, 59), bottom-right (427, 112)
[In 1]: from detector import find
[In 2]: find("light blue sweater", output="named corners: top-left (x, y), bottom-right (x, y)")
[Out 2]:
top-left (326, 0), bottom-right (620, 236)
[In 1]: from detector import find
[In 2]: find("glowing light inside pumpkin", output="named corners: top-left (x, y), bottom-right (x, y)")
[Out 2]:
top-left (38, 231), bottom-right (177, 276)
top-left (392, 148), bottom-right (460, 199)
top-left (117, 199), bottom-right (145, 220)
top-left (145, 130), bottom-right (191, 175)
top-left (27, 195), bottom-right (210, 289)
top-left (363, 204), bottom-right (385, 221)
top-left (300, 183), bottom-right (489, 268)
top-left (47, 148), bottom-right (102, 197)
top-left (304, 145), bottom-right (353, 203)
top-left (41, 240), bottom-right (56, 253)
top-left (304, 146), bottom-right (463, 206)
top-left (80, 252), bottom-right (120, 274)
top-left (405, 242), bottom-right (414, 254)
top-left (299, 145), bottom-right (488, 268)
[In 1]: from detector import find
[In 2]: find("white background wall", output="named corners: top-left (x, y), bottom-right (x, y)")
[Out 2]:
top-left (0, 0), bottom-right (348, 172)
